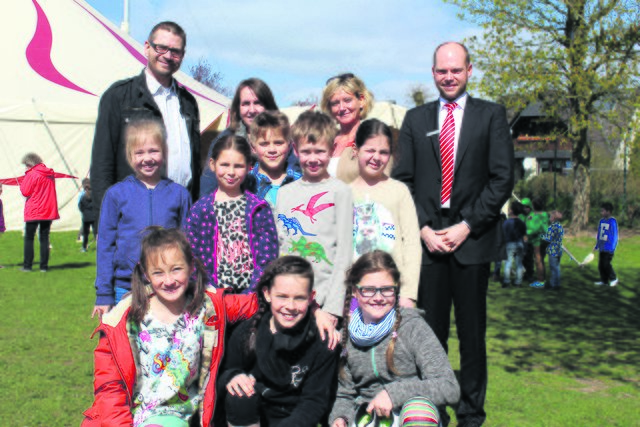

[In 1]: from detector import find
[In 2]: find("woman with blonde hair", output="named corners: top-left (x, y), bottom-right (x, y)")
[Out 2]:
top-left (321, 73), bottom-right (391, 183)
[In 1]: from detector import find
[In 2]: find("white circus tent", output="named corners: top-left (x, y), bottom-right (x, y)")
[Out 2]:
top-left (0, 0), bottom-right (230, 231)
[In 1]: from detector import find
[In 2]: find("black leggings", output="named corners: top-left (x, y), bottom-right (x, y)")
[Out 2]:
top-left (24, 220), bottom-right (52, 270)
top-left (225, 392), bottom-right (291, 427)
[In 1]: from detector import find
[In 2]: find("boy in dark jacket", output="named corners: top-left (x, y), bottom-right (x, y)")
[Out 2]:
top-left (78, 178), bottom-right (96, 252)
top-left (502, 202), bottom-right (527, 287)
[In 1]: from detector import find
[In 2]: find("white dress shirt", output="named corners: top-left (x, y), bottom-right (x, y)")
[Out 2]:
top-left (145, 69), bottom-right (192, 188)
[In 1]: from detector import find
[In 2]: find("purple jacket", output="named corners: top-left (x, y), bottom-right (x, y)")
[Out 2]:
top-left (185, 190), bottom-right (278, 292)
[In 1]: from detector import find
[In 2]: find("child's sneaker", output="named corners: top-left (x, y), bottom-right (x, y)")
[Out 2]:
top-left (609, 278), bottom-right (619, 287)
top-left (594, 281), bottom-right (605, 286)
top-left (529, 281), bottom-right (545, 288)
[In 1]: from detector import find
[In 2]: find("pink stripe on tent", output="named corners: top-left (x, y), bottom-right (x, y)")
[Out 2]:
top-left (27, 0), bottom-right (95, 96)
top-left (73, 0), bottom-right (227, 108)
top-left (73, 0), bottom-right (146, 64)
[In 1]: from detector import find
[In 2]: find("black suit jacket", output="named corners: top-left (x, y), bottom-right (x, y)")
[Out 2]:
top-left (392, 96), bottom-right (514, 265)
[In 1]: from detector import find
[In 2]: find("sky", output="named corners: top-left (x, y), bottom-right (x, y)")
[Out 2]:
top-left (85, 0), bottom-right (480, 108)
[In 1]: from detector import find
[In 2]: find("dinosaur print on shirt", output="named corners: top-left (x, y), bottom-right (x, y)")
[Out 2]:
top-left (291, 191), bottom-right (335, 223)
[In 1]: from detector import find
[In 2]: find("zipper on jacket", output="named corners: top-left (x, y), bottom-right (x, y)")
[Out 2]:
top-left (247, 196), bottom-right (267, 261)
top-left (148, 188), bottom-right (153, 224)
top-left (104, 328), bottom-right (134, 404)
top-left (371, 346), bottom-right (380, 378)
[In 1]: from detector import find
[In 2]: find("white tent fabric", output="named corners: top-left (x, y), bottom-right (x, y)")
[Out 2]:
top-left (0, 0), bottom-right (230, 231)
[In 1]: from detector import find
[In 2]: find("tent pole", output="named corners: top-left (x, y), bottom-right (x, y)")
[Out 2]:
top-left (32, 100), bottom-right (81, 191)
top-left (121, 0), bottom-right (130, 34)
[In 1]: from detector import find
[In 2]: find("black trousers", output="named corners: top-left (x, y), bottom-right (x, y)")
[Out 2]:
top-left (598, 252), bottom-right (617, 283)
top-left (523, 241), bottom-right (534, 280)
top-left (418, 254), bottom-right (489, 426)
top-left (82, 221), bottom-right (96, 249)
top-left (24, 220), bottom-right (52, 270)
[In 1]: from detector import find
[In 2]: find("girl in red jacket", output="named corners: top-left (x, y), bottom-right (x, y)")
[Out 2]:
top-left (83, 227), bottom-right (339, 427)
top-left (82, 227), bottom-right (259, 427)
top-left (20, 153), bottom-right (59, 272)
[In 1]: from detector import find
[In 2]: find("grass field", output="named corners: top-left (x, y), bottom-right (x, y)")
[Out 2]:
top-left (0, 231), bottom-right (638, 426)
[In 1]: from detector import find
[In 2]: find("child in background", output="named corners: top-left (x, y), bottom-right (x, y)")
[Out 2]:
top-left (329, 251), bottom-right (460, 427)
top-left (520, 198), bottom-right (534, 280)
top-left (527, 198), bottom-right (549, 288)
top-left (93, 118), bottom-right (191, 318)
top-left (541, 210), bottom-right (564, 291)
top-left (245, 110), bottom-right (302, 210)
top-left (82, 227), bottom-right (258, 427)
top-left (0, 184), bottom-right (5, 268)
top-left (220, 256), bottom-right (338, 427)
top-left (502, 201), bottom-right (526, 287)
top-left (185, 135), bottom-right (278, 293)
top-left (350, 118), bottom-right (420, 308)
top-left (78, 178), bottom-right (96, 253)
top-left (594, 202), bottom-right (619, 287)
top-left (275, 110), bottom-right (353, 323)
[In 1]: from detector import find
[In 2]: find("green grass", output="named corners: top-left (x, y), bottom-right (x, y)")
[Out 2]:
top-left (0, 231), bottom-right (638, 426)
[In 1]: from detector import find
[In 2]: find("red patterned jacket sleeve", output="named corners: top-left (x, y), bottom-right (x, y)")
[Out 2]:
top-left (81, 330), bottom-right (133, 427)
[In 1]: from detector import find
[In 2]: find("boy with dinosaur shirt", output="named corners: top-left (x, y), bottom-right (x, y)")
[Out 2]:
top-left (275, 111), bottom-right (353, 322)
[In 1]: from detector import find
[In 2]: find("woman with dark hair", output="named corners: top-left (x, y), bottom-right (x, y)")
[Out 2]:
top-left (199, 78), bottom-right (280, 197)
top-left (321, 73), bottom-right (392, 183)
top-left (219, 256), bottom-right (338, 427)
top-left (20, 153), bottom-right (60, 272)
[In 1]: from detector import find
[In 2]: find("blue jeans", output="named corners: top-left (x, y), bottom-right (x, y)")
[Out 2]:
top-left (548, 253), bottom-right (562, 288)
top-left (503, 241), bottom-right (524, 285)
top-left (115, 286), bottom-right (130, 304)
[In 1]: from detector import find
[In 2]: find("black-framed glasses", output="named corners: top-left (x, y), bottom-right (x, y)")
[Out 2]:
top-left (326, 72), bottom-right (355, 85)
top-left (148, 40), bottom-right (184, 58)
top-left (355, 285), bottom-right (398, 298)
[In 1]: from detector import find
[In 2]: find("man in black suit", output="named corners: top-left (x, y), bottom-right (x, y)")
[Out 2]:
top-left (392, 42), bottom-right (513, 426)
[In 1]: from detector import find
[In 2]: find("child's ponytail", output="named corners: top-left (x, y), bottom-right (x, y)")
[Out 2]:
top-left (129, 261), bottom-right (149, 324)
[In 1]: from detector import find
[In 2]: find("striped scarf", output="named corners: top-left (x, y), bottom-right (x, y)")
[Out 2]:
top-left (348, 307), bottom-right (396, 348)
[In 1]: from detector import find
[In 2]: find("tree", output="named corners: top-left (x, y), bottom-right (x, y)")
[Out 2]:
top-left (445, 0), bottom-right (640, 230)
top-left (407, 84), bottom-right (432, 107)
top-left (189, 57), bottom-right (232, 97)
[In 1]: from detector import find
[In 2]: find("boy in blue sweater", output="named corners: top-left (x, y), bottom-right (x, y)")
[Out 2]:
top-left (594, 202), bottom-right (618, 287)
top-left (92, 118), bottom-right (191, 318)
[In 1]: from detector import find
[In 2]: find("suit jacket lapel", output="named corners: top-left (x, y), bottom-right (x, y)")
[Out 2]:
top-left (455, 96), bottom-right (475, 173)
top-left (425, 101), bottom-right (442, 168)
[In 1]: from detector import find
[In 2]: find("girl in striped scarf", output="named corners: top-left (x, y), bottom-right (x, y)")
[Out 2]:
top-left (329, 250), bottom-right (460, 427)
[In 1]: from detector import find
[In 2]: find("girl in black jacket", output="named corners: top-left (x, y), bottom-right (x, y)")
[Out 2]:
top-left (219, 256), bottom-right (338, 427)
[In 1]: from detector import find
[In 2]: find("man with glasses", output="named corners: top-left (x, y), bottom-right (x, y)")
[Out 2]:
top-left (392, 42), bottom-right (513, 427)
top-left (90, 21), bottom-right (200, 222)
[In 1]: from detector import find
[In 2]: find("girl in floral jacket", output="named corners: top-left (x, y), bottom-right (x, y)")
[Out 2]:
top-left (185, 134), bottom-right (278, 293)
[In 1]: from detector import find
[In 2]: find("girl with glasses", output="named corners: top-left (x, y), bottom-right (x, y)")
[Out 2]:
top-left (330, 251), bottom-right (460, 427)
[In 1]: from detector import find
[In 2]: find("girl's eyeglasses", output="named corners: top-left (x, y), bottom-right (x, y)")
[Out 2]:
top-left (355, 285), bottom-right (397, 298)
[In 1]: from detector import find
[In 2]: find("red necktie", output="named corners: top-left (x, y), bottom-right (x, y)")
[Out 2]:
top-left (440, 102), bottom-right (457, 205)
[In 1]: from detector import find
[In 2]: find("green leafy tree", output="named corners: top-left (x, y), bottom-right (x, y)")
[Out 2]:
top-left (445, 0), bottom-right (640, 230)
